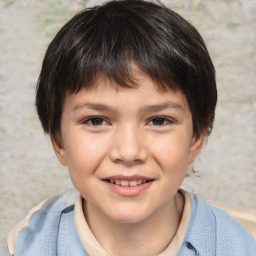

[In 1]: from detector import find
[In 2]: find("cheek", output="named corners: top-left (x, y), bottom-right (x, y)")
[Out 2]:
top-left (64, 136), bottom-right (108, 198)
top-left (149, 133), bottom-right (192, 167)
top-left (64, 133), bottom-right (109, 177)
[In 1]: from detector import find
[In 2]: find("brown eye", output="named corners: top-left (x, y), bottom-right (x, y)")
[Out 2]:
top-left (91, 118), bottom-right (104, 125)
top-left (84, 117), bottom-right (106, 126)
top-left (149, 117), bottom-right (173, 126)
top-left (152, 117), bottom-right (168, 125)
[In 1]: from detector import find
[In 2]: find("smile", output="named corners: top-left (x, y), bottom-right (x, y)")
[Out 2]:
top-left (107, 179), bottom-right (149, 187)
top-left (103, 176), bottom-right (154, 196)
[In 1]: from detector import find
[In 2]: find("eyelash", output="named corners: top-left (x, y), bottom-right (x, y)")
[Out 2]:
top-left (82, 116), bottom-right (173, 126)
top-left (148, 117), bottom-right (173, 126)
top-left (82, 117), bottom-right (108, 126)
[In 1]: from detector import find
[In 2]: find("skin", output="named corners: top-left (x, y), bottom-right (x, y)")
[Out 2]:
top-left (52, 72), bottom-right (205, 256)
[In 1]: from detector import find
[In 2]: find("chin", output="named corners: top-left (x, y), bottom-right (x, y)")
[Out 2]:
top-left (107, 206), bottom-right (151, 224)
top-left (111, 215), bottom-right (147, 224)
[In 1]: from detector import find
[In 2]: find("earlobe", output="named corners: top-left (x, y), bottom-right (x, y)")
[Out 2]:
top-left (51, 136), bottom-right (67, 166)
top-left (188, 134), bottom-right (205, 165)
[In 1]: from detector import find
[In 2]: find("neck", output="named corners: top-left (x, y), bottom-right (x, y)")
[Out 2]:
top-left (84, 192), bottom-right (184, 256)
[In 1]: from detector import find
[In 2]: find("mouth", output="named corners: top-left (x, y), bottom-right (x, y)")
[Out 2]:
top-left (103, 176), bottom-right (154, 196)
top-left (104, 179), bottom-right (153, 187)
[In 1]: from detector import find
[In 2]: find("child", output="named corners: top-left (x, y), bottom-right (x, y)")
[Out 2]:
top-left (7, 0), bottom-right (256, 255)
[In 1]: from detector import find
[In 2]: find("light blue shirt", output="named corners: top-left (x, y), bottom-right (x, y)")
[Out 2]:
top-left (11, 190), bottom-right (256, 256)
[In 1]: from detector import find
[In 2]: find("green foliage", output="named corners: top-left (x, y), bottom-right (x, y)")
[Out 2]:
top-left (226, 12), bottom-right (239, 26)
top-left (37, 0), bottom-right (88, 37)
top-left (2, 0), bottom-right (15, 7)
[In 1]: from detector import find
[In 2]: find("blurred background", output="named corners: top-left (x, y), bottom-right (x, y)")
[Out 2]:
top-left (0, 0), bottom-right (255, 254)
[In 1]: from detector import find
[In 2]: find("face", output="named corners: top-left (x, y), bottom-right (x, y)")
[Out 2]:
top-left (52, 73), bottom-right (204, 224)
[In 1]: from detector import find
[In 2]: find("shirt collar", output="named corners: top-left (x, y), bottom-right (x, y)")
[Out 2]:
top-left (182, 193), bottom-right (216, 256)
top-left (75, 189), bottom-right (192, 256)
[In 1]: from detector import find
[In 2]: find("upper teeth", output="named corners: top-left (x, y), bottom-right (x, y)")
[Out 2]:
top-left (109, 179), bottom-right (146, 186)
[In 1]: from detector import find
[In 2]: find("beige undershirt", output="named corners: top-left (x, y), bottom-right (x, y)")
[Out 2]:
top-left (74, 190), bottom-right (192, 256)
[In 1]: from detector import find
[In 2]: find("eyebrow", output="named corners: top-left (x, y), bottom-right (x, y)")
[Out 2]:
top-left (139, 102), bottom-right (186, 115)
top-left (73, 101), bottom-right (185, 114)
top-left (73, 103), bottom-right (118, 114)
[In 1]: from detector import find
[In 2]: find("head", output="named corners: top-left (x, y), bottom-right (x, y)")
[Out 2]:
top-left (35, 0), bottom-right (217, 224)
top-left (36, 0), bottom-right (217, 145)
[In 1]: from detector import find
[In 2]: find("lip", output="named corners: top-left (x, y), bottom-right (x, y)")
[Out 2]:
top-left (102, 175), bottom-right (154, 197)
top-left (104, 175), bottom-right (152, 181)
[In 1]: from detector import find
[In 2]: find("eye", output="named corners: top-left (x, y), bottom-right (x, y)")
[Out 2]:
top-left (148, 117), bottom-right (172, 126)
top-left (83, 117), bottom-right (107, 126)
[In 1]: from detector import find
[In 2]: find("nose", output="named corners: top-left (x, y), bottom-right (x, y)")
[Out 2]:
top-left (109, 124), bottom-right (148, 165)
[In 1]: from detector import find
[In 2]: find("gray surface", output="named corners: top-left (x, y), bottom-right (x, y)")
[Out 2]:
top-left (1, 0), bottom-right (255, 254)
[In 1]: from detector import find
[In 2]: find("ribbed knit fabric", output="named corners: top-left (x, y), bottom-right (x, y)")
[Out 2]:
top-left (8, 190), bottom-right (256, 256)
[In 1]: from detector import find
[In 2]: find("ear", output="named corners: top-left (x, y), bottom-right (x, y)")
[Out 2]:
top-left (188, 134), bottom-right (205, 165)
top-left (51, 136), bottom-right (67, 166)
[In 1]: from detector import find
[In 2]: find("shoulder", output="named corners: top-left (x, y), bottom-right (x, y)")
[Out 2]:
top-left (7, 189), bottom-right (78, 256)
top-left (184, 193), bottom-right (256, 256)
top-left (209, 199), bottom-right (256, 240)
top-left (208, 201), bottom-right (256, 255)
